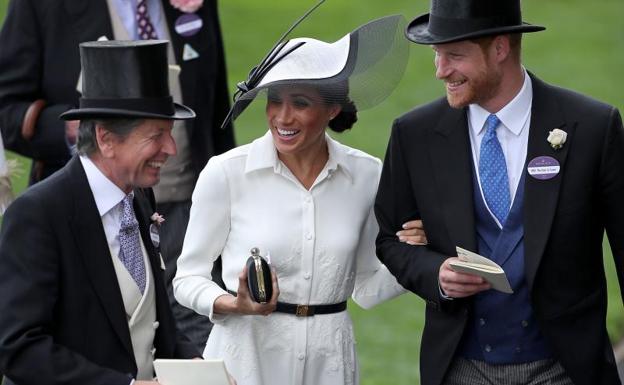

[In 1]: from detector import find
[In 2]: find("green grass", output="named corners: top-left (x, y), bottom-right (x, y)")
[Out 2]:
top-left (1, 1), bottom-right (623, 384)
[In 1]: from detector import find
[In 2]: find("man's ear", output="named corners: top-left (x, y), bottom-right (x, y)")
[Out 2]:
top-left (493, 35), bottom-right (511, 62)
top-left (95, 125), bottom-right (115, 158)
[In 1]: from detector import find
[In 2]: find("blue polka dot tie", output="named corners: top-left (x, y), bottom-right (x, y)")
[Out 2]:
top-left (479, 114), bottom-right (511, 225)
top-left (118, 194), bottom-right (146, 294)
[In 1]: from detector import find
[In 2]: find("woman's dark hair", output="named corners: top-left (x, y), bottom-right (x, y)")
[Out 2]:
top-left (327, 99), bottom-right (357, 133)
top-left (317, 81), bottom-right (358, 133)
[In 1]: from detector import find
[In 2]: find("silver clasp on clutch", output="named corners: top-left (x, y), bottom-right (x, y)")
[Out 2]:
top-left (251, 247), bottom-right (267, 303)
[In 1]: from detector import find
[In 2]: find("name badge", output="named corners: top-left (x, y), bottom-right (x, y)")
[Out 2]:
top-left (527, 156), bottom-right (560, 180)
top-left (175, 13), bottom-right (203, 37)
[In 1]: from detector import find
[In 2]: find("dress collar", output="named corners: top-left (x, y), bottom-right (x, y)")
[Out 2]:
top-left (244, 130), bottom-right (354, 183)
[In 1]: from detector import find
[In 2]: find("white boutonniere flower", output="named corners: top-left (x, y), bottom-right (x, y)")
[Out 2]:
top-left (547, 128), bottom-right (567, 150)
top-left (170, 0), bottom-right (203, 13)
top-left (150, 212), bottom-right (165, 226)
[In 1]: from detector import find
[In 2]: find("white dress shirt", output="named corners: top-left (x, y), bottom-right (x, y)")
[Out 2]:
top-left (109, 0), bottom-right (165, 40)
top-left (174, 131), bottom-right (406, 385)
top-left (80, 156), bottom-right (129, 254)
top-left (468, 69), bottom-right (533, 227)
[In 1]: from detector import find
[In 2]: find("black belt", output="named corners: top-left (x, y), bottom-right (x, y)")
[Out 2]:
top-left (227, 290), bottom-right (347, 317)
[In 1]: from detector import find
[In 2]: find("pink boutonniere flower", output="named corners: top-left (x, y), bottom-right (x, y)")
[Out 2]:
top-left (170, 0), bottom-right (203, 13)
top-left (150, 212), bottom-right (165, 226)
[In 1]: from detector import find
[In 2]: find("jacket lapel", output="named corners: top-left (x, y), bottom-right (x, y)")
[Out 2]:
top-left (132, 189), bottom-right (161, 281)
top-left (132, 189), bottom-right (169, 324)
top-left (161, 2), bottom-right (200, 109)
top-left (66, 157), bottom-right (134, 357)
top-left (430, 106), bottom-right (478, 253)
top-left (523, 74), bottom-right (575, 291)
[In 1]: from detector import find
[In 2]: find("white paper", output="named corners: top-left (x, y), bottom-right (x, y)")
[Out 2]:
top-left (154, 359), bottom-right (231, 385)
top-left (450, 246), bottom-right (514, 294)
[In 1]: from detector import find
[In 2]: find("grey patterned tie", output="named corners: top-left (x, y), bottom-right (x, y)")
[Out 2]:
top-left (118, 194), bottom-right (146, 294)
top-left (136, 0), bottom-right (158, 40)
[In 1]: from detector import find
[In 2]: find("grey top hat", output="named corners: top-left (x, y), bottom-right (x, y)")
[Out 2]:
top-left (60, 40), bottom-right (195, 121)
top-left (406, 0), bottom-right (545, 45)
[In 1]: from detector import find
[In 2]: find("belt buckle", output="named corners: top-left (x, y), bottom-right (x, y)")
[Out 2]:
top-left (295, 305), bottom-right (310, 317)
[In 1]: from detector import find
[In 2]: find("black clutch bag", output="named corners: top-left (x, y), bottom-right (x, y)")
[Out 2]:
top-left (246, 247), bottom-right (272, 303)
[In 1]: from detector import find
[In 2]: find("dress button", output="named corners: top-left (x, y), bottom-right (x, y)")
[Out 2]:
top-left (521, 320), bottom-right (529, 328)
top-left (484, 345), bottom-right (492, 353)
top-left (305, 196), bottom-right (311, 203)
top-left (298, 353), bottom-right (305, 360)
top-left (479, 318), bottom-right (486, 326)
top-left (306, 233), bottom-right (313, 240)
top-left (304, 273), bottom-right (311, 280)
top-left (515, 346), bottom-right (522, 353)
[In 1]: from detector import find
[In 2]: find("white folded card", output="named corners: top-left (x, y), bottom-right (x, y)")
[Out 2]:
top-left (449, 246), bottom-right (514, 294)
top-left (154, 359), bottom-right (230, 385)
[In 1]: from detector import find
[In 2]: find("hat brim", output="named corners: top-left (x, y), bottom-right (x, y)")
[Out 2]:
top-left (59, 102), bottom-right (195, 121)
top-left (406, 13), bottom-right (545, 45)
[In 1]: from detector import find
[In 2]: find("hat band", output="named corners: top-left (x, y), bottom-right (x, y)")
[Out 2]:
top-left (79, 97), bottom-right (175, 115)
top-left (428, 14), bottom-right (522, 38)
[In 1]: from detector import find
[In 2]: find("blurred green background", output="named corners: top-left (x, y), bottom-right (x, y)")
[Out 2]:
top-left (1, 0), bottom-right (623, 384)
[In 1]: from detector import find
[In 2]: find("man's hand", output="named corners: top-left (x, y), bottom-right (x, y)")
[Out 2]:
top-left (439, 257), bottom-right (490, 298)
top-left (396, 220), bottom-right (428, 245)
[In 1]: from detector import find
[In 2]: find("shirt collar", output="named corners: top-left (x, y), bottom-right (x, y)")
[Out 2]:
top-left (245, 130), bottom-right (354, 183)
top-left (80, 155), bottom-right (127, 217)
top-left (469, 68), bottom-right (533, 137)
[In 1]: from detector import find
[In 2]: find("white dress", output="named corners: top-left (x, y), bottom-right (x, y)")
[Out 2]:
top-left (174, 131), bottom-right (405, 385)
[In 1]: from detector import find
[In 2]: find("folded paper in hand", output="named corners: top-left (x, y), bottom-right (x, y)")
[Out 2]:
top-left (450, 246), bottom-right (513, 294)
top-left (154, 359), bottom-right (231, 385)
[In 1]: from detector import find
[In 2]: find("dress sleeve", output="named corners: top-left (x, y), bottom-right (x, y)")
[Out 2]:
top-left (173, 156), bottom-right (232, 324)
top-left (351, 163), bottom-right (407, 309)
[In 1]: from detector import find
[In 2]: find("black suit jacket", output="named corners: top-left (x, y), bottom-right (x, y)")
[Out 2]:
top-left (0, 0), bottom-right (234, 183)
top-left (375, 74), bottom-right (624, 385)
top-left (0, 157), bottom-right (198, 385)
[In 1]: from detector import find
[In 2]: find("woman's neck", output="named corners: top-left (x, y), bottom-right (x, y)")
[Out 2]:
top-left (278, 141), bottom-right (329, 190)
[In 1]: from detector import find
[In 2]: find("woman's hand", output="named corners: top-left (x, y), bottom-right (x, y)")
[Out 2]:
top-left (214, 264), bottom-right (280, 316)
top-left (396, 219), bottom-right (428, 245)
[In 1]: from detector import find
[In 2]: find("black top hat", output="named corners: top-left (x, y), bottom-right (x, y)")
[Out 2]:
top-left (61, 40), bottom-right (195, 120)
top-left (406, 0), bottom-right (545, 45)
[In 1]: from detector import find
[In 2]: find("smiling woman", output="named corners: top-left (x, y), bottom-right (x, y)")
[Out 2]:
top-left (171, 13), bottom-right (426, 385)
top-left (266, 85), bottom-right (343, 189)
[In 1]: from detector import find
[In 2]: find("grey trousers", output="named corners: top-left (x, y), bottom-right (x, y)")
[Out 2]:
top-left (157, 200), bottom-right (213, 354)
top-left (443, 357), bottom-right (574, 385)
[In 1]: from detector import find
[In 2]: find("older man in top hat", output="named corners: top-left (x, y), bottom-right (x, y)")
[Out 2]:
top-left (375, 0), bottom-right (624, 384)
top-left (0, 40), bottom-right (202, 385)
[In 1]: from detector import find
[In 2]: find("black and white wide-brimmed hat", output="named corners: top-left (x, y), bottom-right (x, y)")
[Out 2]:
top-left (221, 2), bottom-right (409, 127)
top-left (61, 40), bottom-right (195, 121)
